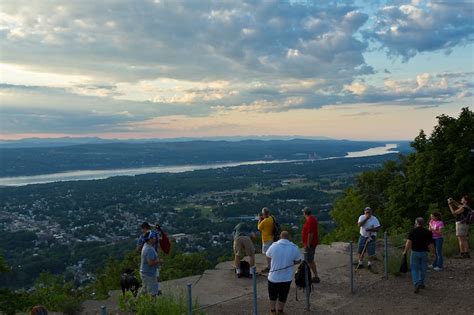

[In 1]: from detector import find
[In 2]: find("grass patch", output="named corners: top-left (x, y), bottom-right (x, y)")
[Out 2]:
top-left (119, 291), bottom-right (204, 315)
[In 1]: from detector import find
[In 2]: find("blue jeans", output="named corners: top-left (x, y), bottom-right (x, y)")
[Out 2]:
top-left (410, 251), bottom-right (428, 287)
top-left (358, 235), bottom-right (376, 257)
top-left (432, 238), bottom-right (443, 269)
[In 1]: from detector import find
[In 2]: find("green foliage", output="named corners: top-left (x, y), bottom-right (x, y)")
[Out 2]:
top-left (119, 291), bottom-right (204, 315)
top-left (0, 289), bottom-right (30, 315)
top-left (441, 225), bottom-right (474, 258)
top-left (161, 252), bottom-right (212, 281)
top-left (327, 108), bottom-right (474, 240)
top-left (323, 188), bottom-right (364, 243)
top-left (28, 272), bottom-right (83, 314)
top-left (0, 272), bottom-right (83, 315)
top-left (0, 254), bottom-right (9, 273)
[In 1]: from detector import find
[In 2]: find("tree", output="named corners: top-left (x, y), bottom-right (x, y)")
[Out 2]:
top-left (327, 108), bottom-right (474, 240)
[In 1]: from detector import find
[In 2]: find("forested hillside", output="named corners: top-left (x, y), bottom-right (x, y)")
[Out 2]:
top-left (326, 107), bottom-right (474, 241)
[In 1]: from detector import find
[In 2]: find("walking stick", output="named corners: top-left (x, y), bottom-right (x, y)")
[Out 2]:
top-left (355, 236), bottom-right (371, 272)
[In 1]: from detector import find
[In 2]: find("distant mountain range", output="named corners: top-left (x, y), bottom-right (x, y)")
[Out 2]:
top-left (0, 136), bottom-right (336, 148)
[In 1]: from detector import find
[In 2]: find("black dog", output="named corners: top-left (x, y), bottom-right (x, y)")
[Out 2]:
top-left (120, 268), bottom-right (141, 297)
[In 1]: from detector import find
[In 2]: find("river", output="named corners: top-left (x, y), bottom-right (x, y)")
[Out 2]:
top-left (0, 143), bottom-right (398, 186)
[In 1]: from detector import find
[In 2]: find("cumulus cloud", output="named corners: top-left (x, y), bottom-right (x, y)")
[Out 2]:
top-left (341, 71), bottom-right (472, 106)
top-left (366, 0), bottom-right (474, 59)
top-left (0, 83), bottom-right (209, 133)
top-left (0, 1), bottom-right (472, 137)
top-left (0, 0), bottom-right (370, 85)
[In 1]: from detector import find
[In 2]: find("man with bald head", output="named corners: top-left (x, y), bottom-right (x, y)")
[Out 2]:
top-left (265, 230), bottom-right (301, 315)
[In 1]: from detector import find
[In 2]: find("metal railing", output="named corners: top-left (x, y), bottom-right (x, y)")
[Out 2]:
top-left (110, 225), bottom-right (466, 315)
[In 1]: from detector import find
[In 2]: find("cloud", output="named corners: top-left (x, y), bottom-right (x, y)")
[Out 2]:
top-left (365, 1), bottom-right (474, 60)
top-left (0, 83), bottom-right (211, 133)
top-left (0, 0), bottom-right (370, 85)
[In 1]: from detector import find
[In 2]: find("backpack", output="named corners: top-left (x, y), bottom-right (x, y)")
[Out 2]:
top-left (462, 206), bottom-right (474, 225)
top-left (271, 216), bottom-right (281, 242)
top-left (239, 260), bottom-right (251, 278)
top-left (399, 253), bottom-right (408, 273)
top-left (294, 261), bottom-right (312, 300)
top-left (156, 226), bottom-right (171, 254)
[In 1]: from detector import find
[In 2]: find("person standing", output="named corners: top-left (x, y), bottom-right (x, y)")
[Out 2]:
top-left (402, 217), bottom-right (434, 293)
top-left (356, 207), bottom-right (381, 270)
top-left (137, 222), bottom-right (159, 252)
top-left (233, 221), bottom-right (256, 278)
top-left (428, 212), bottom-right (444, 271)
top-left (258, 207), bottom-right (274, 273)
top-left (140, 231), bottom-right (160, 296)
top-left (266, 231), bottom-right (301, 315)
top-left (137, 222), bottom-right (161, 294)
top-left (301, 207), bottom-right (320, 283)
top-left (448, 195), bottom-right (471, 258)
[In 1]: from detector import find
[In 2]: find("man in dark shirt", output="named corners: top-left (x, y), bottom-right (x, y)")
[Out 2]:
top-left (402, 217), bottom-right (435, 293)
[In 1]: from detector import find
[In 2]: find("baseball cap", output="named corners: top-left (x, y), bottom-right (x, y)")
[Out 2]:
top-left (364, 207), bottom-right (372, 212)
top-left (302, 207), bottom-right (312, 214)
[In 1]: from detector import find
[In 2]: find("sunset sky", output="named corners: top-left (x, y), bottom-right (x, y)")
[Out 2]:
top-left (0, 0), bottom-right (472, 140)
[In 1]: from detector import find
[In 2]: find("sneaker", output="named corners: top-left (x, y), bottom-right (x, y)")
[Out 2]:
top-left (419, 284), bottom-right (425, 289)
top-left (454, 253), bottom-right (465, 259)
top-left (433, 267), bottom-right (442, 271)
top-left (311, 276), bottom-right (321, 283)
top-left (427, 264), bottom-right (433, 269)
top-left (355, 264), bottom-right (364, 270)
top-left (464, 252), bottom-right (471, 259)
top-left (414, 284), bottom-right (420, 294)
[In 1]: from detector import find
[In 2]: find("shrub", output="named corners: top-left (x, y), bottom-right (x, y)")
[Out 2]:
top-left (119, 291), bottom-right (204, 315)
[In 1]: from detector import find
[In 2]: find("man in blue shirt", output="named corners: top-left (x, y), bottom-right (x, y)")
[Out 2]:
top-left (140, 231), bottom-right (160, 296)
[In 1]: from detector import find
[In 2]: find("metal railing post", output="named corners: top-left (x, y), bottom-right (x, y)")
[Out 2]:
top-left (187, 283), bottom-right (193, 315)
top-left (304, 263), bottom-right (310, 311)
top-left (251, 266), bottom-right (258, 315)
top-left (349, 241), bottom-right (354, 294)
top-left (384, 231), bottom-right (388, 280)
top-left (100, 305), bottom-right (106, 315)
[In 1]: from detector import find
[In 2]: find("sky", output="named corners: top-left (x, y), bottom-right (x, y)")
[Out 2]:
top-left (0, 0), bottom-right (472, 141)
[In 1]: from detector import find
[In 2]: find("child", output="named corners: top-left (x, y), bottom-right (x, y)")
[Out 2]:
top-left (429, 212), bottom-right (444, 271)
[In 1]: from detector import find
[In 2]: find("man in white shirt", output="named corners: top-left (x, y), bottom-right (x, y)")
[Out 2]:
top-left (356, 207), bottom-right (381, 270)
top-left (266, 230), bottom-right (301, 315)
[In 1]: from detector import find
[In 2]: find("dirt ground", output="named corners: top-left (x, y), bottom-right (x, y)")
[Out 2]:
top-left (82, 244), bottom-right (473, 315)
top-left (206, 254), bottom-right (474, 315)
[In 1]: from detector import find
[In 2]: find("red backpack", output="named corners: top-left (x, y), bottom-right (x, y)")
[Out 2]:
top-left (156, 225), bottom-right (171, 254)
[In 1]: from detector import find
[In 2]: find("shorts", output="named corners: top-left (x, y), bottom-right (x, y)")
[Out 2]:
top-left (140, 272), bottom-right (159, 296)
top-left (262, 240), bottom-right (273, 254)
top-left (304, 245), bottom-right (316, 263)
top-left (268, 280), bottom-right (292, 303)
top-left (358, 235), bottom-right (376, 257)
top-left (456, 222), bottom-right (469, 237)
top-left (234, 236), bottom-right (255, 258)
